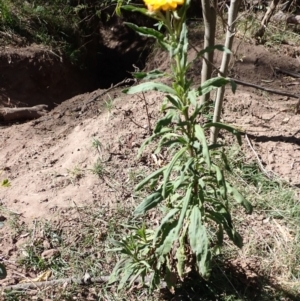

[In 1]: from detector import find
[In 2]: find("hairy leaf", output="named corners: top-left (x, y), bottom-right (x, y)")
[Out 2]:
top-left (204, 122), bottom-right (242, 145)
top-left (123, 82), bottom-right (176, 95)
top-left (176, 225), bottom-right (187, 280)
top-left (135, 166), bottom-right (166, 191)
top-left (118, 265), bottom-right (135, 290)
top-left (166, 94), bottom-right (183, 110)
top-left (155, 221), bottom-right (178, 256)
top-left (207, 208), bottom-right (243, 248)
top-left (133, 70), bottom-right (165, 80)
top-left (134, 191), bottom-right (163, 216)
top-left (154, 111), bottom-right (174, 133)
top-left (212, 164), bottom-right (227, 199)
top-left (156, 186), bottom-right (191, 257)
top-left (196, 44), bottom-right (232, 59)
top-left (125, 22), bottom-right (164, 40)
top-left (194, 125), bottom-right (211, 169)
top-left (153, 208), bottom-right (180, 244)
top-left (226, 182), bottom-right (253, 214)
top-left (198, 77), bottom-right (229, 96)
top-left (138, 127), bottom-right (172, 157)
top-left (162, 148), bottom-right (187, 198)
top-left (188, 206), bottom-right (211, 277)
top-left (188, 88), bottom-right (198, 106)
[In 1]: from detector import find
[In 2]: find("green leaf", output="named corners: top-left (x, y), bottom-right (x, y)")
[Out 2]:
top-left (226, 183), bottom-right (253, 214)
top-left (188, 206), bottom-right (211, 277)
top-left (122, 5), bottom-right (149, 14)
top-left (1, 179), bottom-right (11, 187)
top-left (108, 258), bottom-right (126, 284)
top-left (154, 111), bottom-right (174, 134)
top-left (155, 221), bottom-right (178, 256)
top-left (122, 5), bottom-right (162, 21)
top-left (176, 223), bottom-right (188, 279)
top-left (171, 22), bottom-right (188, 68)
top-left (166, 95), bottom-right (183, 110)
top-left (153, 208), bottom-right (180, 244)
top-left (157, 137), bottom-right (187, 152)
top-left (138, 127), bottom-right (172, 157)
top-left (128, 268), bottom-right (146, 287)
top-left (204, 122), bottom-right (242, 145)
top-left (173, 158), bottom-right (193, 190)
top-left (155, 132), bottom-right (184, 153)
top-left (188, 206), bottom-right (203, 252)
top-left (134, 190), bottom-right (163, 216)
top-left (188, 88), bottom-right (198, 106)
top-left (162, 148), bottom-right (187, 198)
top-left (211, 164), bottom-right (227, 199)
top-left (194, 125), bottom-right (211, 169)
top-left (199, 77), bottom-right (229, 96)
top-left (196, 44), bottom-right (231, 59)
top-left (207, 205), bottom-right (243, 248)
top-left (230, 79), bottom-right (237, 93)
top-left (0, 263), bottom-right (7, 279)
top-left (156, 186), bottom-right (191, 257)
top-left (181, 23), bottom-right (188, 55)
top-left (216, 224), bottom-right (224, 245)
top-left (125, 23), bottom-right (165, 40)
top-left (123, 82), bottom-right (176, 95)
top-left (133, 70), bottom-right (165, 80)
top-left (135, 166), bottom-right (167, 191)
top-left (118, 265), bottom-right (135, 290)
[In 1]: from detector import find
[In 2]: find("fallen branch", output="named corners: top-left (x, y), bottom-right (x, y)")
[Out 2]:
top-left (2, 276), bottom-right (109, 291)
top-left (232, 77), bottom-right (300, 99)
top-left (274, 67), bottom-right (300, 78)
top-left (80, 78), bottom-right (136, 113)
top-left (0, 105), bottom-right (48, 122)
top-left (2, 274), bottom-right (163, 292)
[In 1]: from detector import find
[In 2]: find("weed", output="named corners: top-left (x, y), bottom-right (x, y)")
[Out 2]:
top-left (1, 178), bottom-right (11, 187)
top-left (104, 93), bottom-right (114, 114)
top-left (90, 158), bottom-right (107, 178)
top-left (67, 165), bottom-right (84, 184)
top-left (127, 168), bottom-right (146, 186)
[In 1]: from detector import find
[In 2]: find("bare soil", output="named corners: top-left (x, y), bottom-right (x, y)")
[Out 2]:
top-left (1, 30), bottom-right (300, 294)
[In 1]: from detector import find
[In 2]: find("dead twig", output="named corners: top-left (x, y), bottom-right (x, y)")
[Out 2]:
top-left (127, 115), bottom-right (147, 130)
top-left (2, 275), bottom-right (165, 291)
top-left (245, 134), bottom-right (273, 180)
top-left (80, 78), bottom-right (135, 113)
top-left (139, 92), bottom-right (152, 134)
top-left (275, 67), bottom-right (300, 78)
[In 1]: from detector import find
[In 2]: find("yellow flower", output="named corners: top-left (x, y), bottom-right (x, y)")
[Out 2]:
top-left (144, 0), bottom-right (184, 11)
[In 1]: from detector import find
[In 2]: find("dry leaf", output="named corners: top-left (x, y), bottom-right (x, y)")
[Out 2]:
top-left (20, 270), bottom-right (52, 283)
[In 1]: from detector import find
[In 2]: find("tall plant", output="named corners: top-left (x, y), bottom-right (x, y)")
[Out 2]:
top-left (109, 0), bottom-right (252, 291)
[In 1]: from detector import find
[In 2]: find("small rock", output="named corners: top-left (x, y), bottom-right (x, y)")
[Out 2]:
top-left (41, 248), bottom-right (60, 260)
top-left (43, 240), bottom-right (51, 250)
top-left (281, 117), bottom-right (290, 124)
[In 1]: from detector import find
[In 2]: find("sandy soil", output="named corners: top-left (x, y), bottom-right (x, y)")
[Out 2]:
top-left (1, 35), bottom-right (300, 289)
